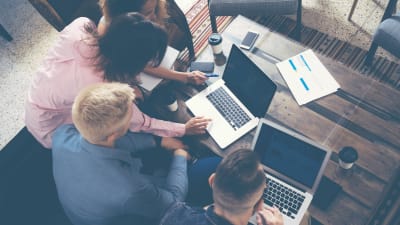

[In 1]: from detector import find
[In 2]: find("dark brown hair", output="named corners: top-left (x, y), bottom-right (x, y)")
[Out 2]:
top-left (90, 13), bottom-right (167, 84)
top-left (214, 149), bottom-right (265, 207)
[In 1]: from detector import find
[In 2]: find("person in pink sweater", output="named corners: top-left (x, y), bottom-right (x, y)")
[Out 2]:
top-left (25, 13), bottom-right (210, 148)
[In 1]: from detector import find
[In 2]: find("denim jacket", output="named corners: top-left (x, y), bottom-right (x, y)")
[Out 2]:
top-left (159, 202), bottom-right (234, 225)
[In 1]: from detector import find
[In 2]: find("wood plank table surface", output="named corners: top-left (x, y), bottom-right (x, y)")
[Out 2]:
top-left (153, 15), bottom-right (400, 225)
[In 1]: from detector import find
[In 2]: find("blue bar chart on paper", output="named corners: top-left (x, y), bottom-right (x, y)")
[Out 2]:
top-left (276, 49), bottom-right (340, 105)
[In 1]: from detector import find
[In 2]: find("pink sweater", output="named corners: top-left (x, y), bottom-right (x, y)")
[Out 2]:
top-left (25, 17), bottom-right (185, 148)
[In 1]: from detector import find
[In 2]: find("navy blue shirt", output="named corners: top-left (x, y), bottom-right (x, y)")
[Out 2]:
top-left (160, 202), bottom-right (234, 225)
top-left (52, 124), bottom-right (188, 225)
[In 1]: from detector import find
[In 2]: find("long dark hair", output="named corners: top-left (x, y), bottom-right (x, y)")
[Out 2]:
top-left (92, 12), bottom-right (167, 84)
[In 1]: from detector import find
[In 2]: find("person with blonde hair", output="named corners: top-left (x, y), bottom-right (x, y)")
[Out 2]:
top-left (97, 0), bottom-right (207, 85)
top-left (52, 82), bottom-right (191, 225)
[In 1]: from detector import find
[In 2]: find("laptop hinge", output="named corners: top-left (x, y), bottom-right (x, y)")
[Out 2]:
top-left (266, 172), bottom-right (307, 193)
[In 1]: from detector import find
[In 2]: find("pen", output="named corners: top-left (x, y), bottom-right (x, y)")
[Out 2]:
top-left (205, 73), bottom-right (219, 77)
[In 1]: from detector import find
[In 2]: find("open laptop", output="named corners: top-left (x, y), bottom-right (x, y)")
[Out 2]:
top-left (251, 119), bottom-right (331, 225)
top-left (185, 45), bottom-right (277, 148)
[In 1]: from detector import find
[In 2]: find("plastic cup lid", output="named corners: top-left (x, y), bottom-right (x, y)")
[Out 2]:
top-left (339, 147), bottom-right (358, 163)
top-left (208, 33), bottom-right (222, 45)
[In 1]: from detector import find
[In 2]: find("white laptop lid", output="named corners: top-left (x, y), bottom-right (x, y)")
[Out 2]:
top-left (251, 119), bottom-right (331, 194)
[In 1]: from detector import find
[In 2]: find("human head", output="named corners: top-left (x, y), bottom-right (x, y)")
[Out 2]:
top-left (72, 82), bottom-right (135, 144)
top-left (99, 0), bottom-right (167, 23)
top-left (96, 12), bottom-right (167, 84)
top-left (211, 149), bottom-right (266, 216)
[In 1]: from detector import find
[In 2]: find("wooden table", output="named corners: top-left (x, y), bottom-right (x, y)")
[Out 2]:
top-left (156, 15), bottom-right (400, 225)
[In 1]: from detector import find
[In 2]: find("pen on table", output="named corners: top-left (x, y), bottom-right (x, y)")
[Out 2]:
top-left (205, 73), bottom-right (219, 77)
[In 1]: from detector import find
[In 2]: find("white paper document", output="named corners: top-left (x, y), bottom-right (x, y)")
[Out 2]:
top-left (276, 49), bottom-right (340, 105)
top-left (139, 46), bottom-right (180, 91)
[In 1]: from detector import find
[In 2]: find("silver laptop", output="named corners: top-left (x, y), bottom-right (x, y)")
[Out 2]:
top-left (185, 45), bottom-right (277, 148)
top-left (251, 119), bottom-right (331, 225)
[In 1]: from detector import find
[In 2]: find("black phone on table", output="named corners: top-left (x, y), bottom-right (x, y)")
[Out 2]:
top-left (189, 62), bottom-right (215, 73)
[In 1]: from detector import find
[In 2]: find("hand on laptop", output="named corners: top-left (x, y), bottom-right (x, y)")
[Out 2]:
top-left (186, 71), bottom-right (208, 85)
top-left (256, 206), bottom-right (283, 225)
top-left (185, 117), bottom-right (212, 135)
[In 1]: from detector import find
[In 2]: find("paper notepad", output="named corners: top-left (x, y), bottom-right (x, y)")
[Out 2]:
top-left (139, 46), bottom-right (180, 91)
top-left (276, 49), bottom-right (340, 105)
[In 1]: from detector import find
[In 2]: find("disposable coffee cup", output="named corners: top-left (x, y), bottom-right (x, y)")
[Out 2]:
top-left (208, 33), bottom-right (226, 66)
top-left (165, 94), bottom-right (178, 112)
top-left (338, 147), bottom-right (358, 169)
top-left (208, 33), bottom-right (223, 54)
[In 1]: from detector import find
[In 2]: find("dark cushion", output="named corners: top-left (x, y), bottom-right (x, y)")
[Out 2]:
top-left (374, 12), bottom-right (400, 58)
top-left (0, 127), bottom-right (72, 225)
top-left (48, 0), bottom-right (101, 24)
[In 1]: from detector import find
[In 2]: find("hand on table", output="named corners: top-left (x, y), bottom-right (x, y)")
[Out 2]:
top-left (185, 117), bottom-right (212, 135)
top-left (187, 71), bottom-right (208, 85)
top-left (256, 206), bottom-right (283, 225)
top-left (161, 137), bottom-right (188, 151)
top-left (173, 149), bottom-right (191, 160)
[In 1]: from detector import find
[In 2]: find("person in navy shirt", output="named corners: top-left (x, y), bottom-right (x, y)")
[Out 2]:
top-left (160, 149), bottom-right (284, 225)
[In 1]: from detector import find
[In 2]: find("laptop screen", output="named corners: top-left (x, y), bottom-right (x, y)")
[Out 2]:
top-left (223, 45), bottom-right (277, 117)
top-left (254, 122), bottom-right (328, 189)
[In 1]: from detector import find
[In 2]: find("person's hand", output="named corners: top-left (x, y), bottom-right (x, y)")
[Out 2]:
top-left (186, 71), bottom-right (207, 85)
top-left (173, 149), bottom-right (191, 160)
top-left (185, 117), bottom-right (211, 135)
top-left (161, 137), bottom-right (188, 151)
top-left (256, 206), bottom-right (283, 225)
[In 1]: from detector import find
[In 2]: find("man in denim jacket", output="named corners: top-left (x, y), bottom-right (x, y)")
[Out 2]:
top-left (160, 149), bottom-right (283, 225)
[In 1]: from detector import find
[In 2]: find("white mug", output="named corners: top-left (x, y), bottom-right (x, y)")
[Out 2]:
top-left (167, 100), bottom-right (178, 112)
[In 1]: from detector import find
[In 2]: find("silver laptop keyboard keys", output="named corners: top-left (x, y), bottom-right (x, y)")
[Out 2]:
top-left (264, 178), bottom-right (305, 219)
top-left (206, 87), bottom-right (251, 129)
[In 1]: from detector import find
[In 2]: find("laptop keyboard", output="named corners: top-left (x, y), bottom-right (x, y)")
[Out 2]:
top-left (206, 87), bottom-right (251, 130)
top-left (263, 178), bottom-right (306, 219)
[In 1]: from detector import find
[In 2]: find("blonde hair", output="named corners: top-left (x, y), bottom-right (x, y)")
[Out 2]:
top-left (72, 83), bottom-right (135, 143)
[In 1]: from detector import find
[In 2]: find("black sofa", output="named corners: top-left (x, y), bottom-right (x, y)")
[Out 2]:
top-left (0, 127), bottom-right (72, 225)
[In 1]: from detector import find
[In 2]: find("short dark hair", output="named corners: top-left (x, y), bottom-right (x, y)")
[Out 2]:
top-left (95, 12), bottom-right (167, 84)
top-left (213, 149), bottom-right (265, 213)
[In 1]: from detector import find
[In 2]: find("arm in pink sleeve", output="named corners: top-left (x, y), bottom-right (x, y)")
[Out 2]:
top-left (129, 103), bottom-right (186, 137)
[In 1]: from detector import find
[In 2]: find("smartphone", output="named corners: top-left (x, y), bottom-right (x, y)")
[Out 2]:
top-left (190, 61), bottom-right (214, 73)
top-left (240, 31), bottom-right (259, 50)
